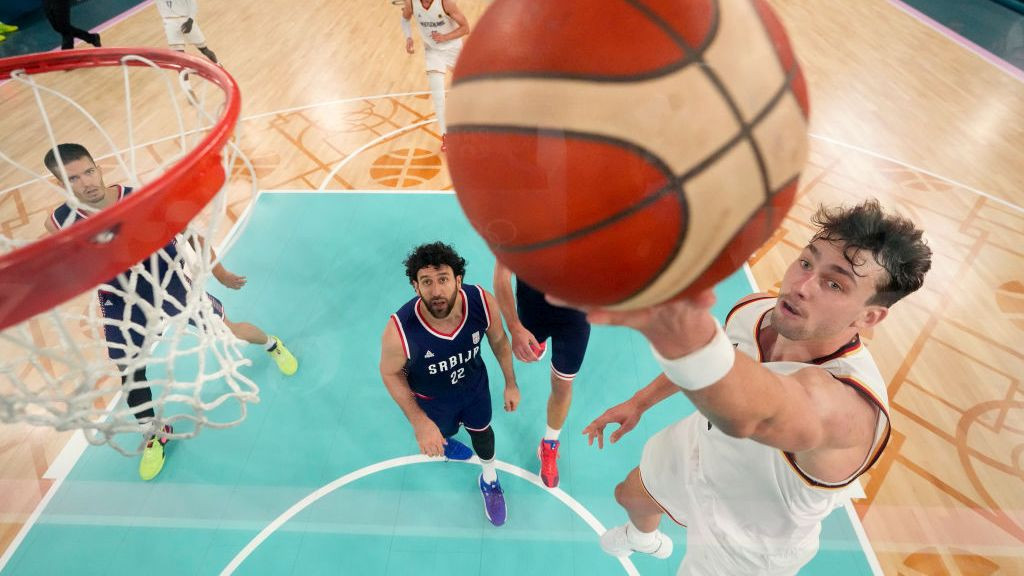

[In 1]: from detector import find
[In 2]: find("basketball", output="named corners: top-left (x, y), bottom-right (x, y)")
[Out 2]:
top-left (446, 0), bottom-right (810, 309)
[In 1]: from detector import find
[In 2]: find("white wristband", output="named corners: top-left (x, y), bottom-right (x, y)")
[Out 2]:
top-left (650, 319), bottom-right (735, 391)
top-left (400, 17), bottom-right (412, 39)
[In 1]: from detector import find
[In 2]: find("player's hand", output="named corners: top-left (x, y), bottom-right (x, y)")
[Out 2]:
top-left (503, 384), bottom-right (520, 412)
top-left (509, 324), bottom-right (541, 362)
top-left (582, 399), bottom-right (643, 449)
top-left (180, 18), bottom-right (193, 34)
top-left (214, 267), bottom-right (247, 290)
top-left (430, 31), bottom-right (445, 43)
top-left (413, 418), bottom-right (446, 457)
top-left (405, 37), bottom-right (414, 54)
top-left (552, 288), bottom-right (718, 360)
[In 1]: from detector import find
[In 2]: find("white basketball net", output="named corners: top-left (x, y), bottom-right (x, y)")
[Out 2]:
top-left (0, 53), bottom-right (261, 455)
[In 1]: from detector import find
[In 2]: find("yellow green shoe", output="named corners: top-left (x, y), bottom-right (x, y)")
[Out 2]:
top-left (0, 23), bottom-right (17, 34)
top-left (268, 336), bottom-right (297, 375)
top-left (0, 34), bottom-right (6, 43)
top-left (139, 425), bottom-right (172, 481)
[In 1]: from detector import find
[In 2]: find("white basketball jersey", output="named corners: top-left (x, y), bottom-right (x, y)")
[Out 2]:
top-left (156, 0), bottom-right (197, 20)
top-left (413, 0), bottom-right (462, 50)
top-left (688, 296), bottom-right (891, 552)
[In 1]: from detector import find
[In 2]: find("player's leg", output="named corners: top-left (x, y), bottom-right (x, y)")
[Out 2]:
top-left (184, 21), bottom-right (219, 63)
top-left (537, 321), bottom-right (590, 487)
top-left (208, 294), bottom-right (297, 376)
top-left (461, 383), bottom-right (505, 526)
top-left (104, 297), bottom-right (171, 480)
top-left (427, 69), bottom-right (447, 150)
top-left (600, 467), bottom-right (674, 559)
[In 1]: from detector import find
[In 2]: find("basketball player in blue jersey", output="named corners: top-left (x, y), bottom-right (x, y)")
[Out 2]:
top-left (398, 0), bottom-right (470, 153)
top-left (380, 242), bottom-right (519, 526)
top-left (493, 262), bottom-right (591, 488)
top-left (577, 201), bottom-right (932, 574)
top-left (43, 143), bottom-right (298, 481)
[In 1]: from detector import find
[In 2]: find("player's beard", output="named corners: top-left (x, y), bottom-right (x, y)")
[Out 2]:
top-left (427, 291), bottom-right (457, 319)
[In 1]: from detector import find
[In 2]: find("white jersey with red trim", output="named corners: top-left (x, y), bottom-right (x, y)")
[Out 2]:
top-left (412, 0), bottom-right (462, 51)
top-left (687, 296), bottom-right (890, 552)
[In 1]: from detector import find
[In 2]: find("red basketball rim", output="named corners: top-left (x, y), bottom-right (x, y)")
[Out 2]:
top-left (0, 48), bottom-right (241, 330)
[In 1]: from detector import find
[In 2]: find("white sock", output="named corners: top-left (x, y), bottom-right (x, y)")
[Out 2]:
top-left (480, 458), bottom-right (497, 483)
top-left (626, 521), bottom-right (658, 550)
top-left (544, 426), bottom-right (561, 442)
top-left (428, 71), bottom-right (447, 134)
top-left (264, 336), bottom-right (277, 351)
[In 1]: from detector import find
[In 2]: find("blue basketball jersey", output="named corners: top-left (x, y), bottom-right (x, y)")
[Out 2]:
top-left (391, 284), bottom-right (492, 399)
top-left (49, 185), bottom-right (187, 305)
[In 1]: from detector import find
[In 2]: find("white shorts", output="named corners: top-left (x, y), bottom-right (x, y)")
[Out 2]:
top-left (640, 416), bottom-right (818, 576)
top-left (424, 44), bottom-right (461, 73)
top-left (163, 17), bottom-right (207, 48)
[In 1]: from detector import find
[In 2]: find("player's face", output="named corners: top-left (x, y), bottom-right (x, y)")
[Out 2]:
top-left (414, 265), bottom-right (462, 319)
top-left (59, 157), bottom-right (106, 206)
top-left (772, 239), bottom-right (887, 341)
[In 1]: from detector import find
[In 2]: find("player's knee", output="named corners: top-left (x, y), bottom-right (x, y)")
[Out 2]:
top-left (550, 375), bottom-right (573, 397)
top-left (467, 425), bottom-right (495, 460)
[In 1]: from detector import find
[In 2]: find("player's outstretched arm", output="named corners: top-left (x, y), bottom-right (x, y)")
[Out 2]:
top-left (481, 289), bottom-right (519, 412)
top-left (380, 319), bottom-right (446, 456)
top-left (491, 263), bottom-right (540, 362)
top-left (588, 291), bottom-right (878, 455)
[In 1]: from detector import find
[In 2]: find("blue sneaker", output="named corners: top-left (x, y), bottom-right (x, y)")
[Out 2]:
top-left (479, 474), bottom-right (507, 526)
top-left (443, 437), bottom-right (473, 461)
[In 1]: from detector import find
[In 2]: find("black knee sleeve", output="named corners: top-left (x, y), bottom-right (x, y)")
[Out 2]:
top-left (467, 426), bottom-right (495, 461)
top-left (122, 368), bottom-right (154, 421)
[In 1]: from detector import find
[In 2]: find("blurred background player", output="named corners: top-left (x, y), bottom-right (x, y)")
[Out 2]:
top-left (493, 262), bottom-right (591, 488)
top-left (380, 242), bottom-right (519, 526)
top-left (398, 0), bottom-right (470, 152)
top-left (43, 143), bottom-right (297, 481)
top-left (43, 0), bottom-right (101, 50)
top-left (156, 0), bottom-right (219, 64)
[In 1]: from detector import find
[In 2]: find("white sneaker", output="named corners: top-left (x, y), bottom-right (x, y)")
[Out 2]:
top-left (600, 523), bottom-right (673, 559)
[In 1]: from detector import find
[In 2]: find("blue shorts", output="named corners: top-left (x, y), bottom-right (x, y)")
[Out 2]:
top-left (413, 380), bottom-right (492, 438)
top-left (100, 287), bottom-right (224, 362)
top-left (516, 281), bottom-right (591, 380)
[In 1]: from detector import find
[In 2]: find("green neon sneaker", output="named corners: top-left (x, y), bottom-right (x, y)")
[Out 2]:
top-left (139, 424), bottom-right (172, 481)
top-left (268, 336), bottom-right (298, 376)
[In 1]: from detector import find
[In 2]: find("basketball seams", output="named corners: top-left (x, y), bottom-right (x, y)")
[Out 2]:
top-left (623, 0), bottom-right (718, 55)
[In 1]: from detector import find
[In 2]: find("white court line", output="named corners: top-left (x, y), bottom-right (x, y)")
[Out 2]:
top-left (219, 456), bottom-right (639, 576)
top-left (809, 133), bottom-right (1024, 214)
top-left (316, 119), bottom-right (436, 192)
top-left (0, 392), bottom-right (122, 573)
top-left (741, 263), bottom-right (881, 576)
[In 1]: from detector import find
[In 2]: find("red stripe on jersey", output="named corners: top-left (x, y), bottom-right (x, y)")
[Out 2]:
top-left (391, 315), bottom-right (410, 359)
top-left (477, 285), bottom-right (491, 329)
top-left (725, 295), bottom-right (775, 328)
top-left (414, 287), bottom-right (468, 340)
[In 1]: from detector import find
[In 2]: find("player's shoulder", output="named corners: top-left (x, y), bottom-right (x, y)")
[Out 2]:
top-left (725, 292), bottom-right (775, 327)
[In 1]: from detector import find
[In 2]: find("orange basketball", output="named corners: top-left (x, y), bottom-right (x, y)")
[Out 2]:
top-left (446, 0), bottom-right (809, 309)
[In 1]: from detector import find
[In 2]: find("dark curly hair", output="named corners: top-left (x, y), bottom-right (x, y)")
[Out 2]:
top-left (404, 241), bottom-right (466, 284)
top-left (811, 199), bottom-right (932, 307)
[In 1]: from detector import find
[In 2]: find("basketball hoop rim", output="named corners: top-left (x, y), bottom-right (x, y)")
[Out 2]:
top-left (0, 48), bottom-right (241, 331)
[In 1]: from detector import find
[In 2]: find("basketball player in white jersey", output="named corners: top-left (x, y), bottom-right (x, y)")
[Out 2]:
top-left (156, 0), bottom-right (219, 64)
top-left (581, 201), bottom-right (931, 574)
top-left (399, 0), bottom-right (471, 152)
